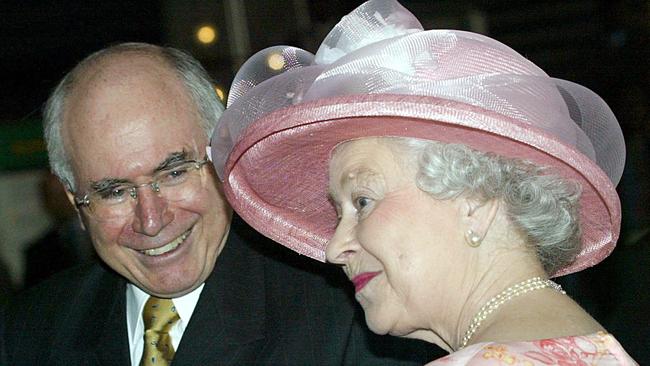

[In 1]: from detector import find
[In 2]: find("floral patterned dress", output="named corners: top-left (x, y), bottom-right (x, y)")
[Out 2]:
top-left (427, 332), bottom-right (637, 365)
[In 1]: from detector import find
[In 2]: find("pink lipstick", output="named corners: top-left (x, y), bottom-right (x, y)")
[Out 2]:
top-left (352, 271), bottom-right (381, 293)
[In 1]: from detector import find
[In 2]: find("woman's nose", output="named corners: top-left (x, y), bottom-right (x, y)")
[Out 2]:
top-left (326, 217), bottom-right (360, 265)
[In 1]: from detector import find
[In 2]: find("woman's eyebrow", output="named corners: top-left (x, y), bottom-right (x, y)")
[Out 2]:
top-left (327, 189), bottom-right (338, 202)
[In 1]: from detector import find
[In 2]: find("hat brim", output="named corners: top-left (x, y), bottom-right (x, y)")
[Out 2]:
top-left (222, 93), bottom-right (620, 277)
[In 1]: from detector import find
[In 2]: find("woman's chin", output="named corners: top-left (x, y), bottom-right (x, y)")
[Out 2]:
top-left (364, 311), bottom-right (397, 336)
top-left (366, 322), bottom-right (390, 335)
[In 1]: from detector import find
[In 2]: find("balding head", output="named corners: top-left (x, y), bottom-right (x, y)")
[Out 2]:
top-left (44, 43), bottom-right (224, 192)
top-left (63, 51), bottom-right (207, 187)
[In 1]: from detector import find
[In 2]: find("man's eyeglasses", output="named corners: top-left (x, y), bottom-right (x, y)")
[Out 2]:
top-left (74, 158), bottom-right (209, 221)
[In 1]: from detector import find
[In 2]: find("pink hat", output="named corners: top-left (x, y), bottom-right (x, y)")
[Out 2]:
top-left (211, 0), bottom-right (625, 276)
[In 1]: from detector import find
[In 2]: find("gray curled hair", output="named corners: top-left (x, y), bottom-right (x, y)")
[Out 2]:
top-left (43, 42), bottom-right (224, 192)
top-left (388, 138), bottom-right (582, 275)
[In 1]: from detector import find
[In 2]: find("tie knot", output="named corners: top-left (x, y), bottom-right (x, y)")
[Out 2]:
top-left (142, 297), bottom-right (179, 332)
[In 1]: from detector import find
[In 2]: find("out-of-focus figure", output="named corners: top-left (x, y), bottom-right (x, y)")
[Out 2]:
top-left (23, 171), bottom-right (93, 288)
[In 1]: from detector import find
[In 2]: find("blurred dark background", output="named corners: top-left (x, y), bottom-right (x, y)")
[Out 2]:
top-left (0, 0), bottom-right (648, 361)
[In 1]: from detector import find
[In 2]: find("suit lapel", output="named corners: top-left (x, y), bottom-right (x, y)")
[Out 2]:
top-left (173, 229), bottom-right (267, 365)
top-left (87, 267), bottom-right (131, 366)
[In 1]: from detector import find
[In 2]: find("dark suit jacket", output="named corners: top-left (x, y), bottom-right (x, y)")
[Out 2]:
top-left (1, 217), bottom-right (439, 365)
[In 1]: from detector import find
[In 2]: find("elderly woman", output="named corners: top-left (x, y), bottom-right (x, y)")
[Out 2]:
top-left (210, 0), bottom-right (637, 363)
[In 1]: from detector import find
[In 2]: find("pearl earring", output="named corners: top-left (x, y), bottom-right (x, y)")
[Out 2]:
top-left (465, 229), bottom-right (482, 247)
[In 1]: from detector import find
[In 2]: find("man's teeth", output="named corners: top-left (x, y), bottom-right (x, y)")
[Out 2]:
top-left (141, 231), bottom-right (190, 256)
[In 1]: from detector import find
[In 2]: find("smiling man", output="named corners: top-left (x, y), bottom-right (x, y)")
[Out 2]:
top-left (0, 43), bottom-right (436, 366)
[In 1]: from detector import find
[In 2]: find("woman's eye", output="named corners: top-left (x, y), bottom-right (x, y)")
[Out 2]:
top-left (354, 196), bottom-right (371, 210)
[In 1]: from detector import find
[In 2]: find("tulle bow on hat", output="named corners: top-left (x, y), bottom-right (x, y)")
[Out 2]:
top-left (211, 0), bottom-right (625, 276)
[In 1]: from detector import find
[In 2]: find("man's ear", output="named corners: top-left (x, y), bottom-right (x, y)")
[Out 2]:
top-left (65, 189), bottom-right (87, 231)
top-left (461, 197), bottom-right (499, 245)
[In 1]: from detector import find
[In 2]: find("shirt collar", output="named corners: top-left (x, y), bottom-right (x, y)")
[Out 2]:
top-left (126, 283), bottom-right (205, 345)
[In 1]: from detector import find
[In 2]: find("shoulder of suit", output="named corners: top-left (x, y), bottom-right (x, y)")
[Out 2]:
top-left (228, 215), bottom-right (351, 289)
top-left (4, 262), bottom-right (120, 315)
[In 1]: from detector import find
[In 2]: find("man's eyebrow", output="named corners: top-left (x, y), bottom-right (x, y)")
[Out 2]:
top-left (90, 178), bottom-right (130, 192)
top-left (154, 151), bottom-right (189, 172)
top-left (86, 151), bottom-right (190, 192)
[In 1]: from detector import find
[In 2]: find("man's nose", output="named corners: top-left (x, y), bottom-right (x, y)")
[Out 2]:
top-left (131, 188), bottom-right (173, 236)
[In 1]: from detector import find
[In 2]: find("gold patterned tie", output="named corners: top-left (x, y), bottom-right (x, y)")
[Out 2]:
top-left (140, 297), bottom-right (180, 366)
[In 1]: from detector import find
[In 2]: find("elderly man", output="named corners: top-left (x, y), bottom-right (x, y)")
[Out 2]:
top-left (0, 43), bottom-right (435, 365)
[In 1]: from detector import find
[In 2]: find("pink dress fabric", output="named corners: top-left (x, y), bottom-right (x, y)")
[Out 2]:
top-left (427, 332), bottom-right (637, 365)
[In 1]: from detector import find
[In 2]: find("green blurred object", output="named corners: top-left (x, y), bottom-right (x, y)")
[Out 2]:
top-left (0, 119), bottom-right (48, 171)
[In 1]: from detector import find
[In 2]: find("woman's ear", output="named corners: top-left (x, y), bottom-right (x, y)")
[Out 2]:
top-left (461, 197), bottom-right (499, 247)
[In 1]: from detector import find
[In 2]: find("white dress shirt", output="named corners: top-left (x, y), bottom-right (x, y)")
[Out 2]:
top-left (126, 283), bottom-right (204, 366)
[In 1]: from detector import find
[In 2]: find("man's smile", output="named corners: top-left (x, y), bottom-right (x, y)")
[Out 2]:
top-left (139, 228), bottom-right (192, 256)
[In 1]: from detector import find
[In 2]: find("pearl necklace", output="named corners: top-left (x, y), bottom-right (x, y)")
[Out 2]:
top-left (459, 277), bottom-right (565, 349)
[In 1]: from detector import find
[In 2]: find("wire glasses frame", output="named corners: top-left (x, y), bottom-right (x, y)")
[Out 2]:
top-left (74, 158), bottom-right (209, 220)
